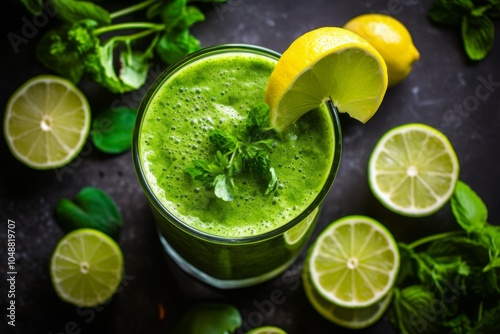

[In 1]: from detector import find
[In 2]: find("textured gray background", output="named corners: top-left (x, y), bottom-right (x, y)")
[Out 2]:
top-left (1, 0), bottom-right (500, 333)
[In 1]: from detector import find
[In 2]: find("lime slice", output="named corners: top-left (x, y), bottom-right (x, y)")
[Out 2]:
top-left (308, 215), bottom-right (399, 308)
top-left (247, 326), bottom-right (287, 334)
top-left (302, 259), bottom-right (392, 329)
top-left (265, 27), bottom-right (387, 132)
top-left (4, 75), bottom-right (90, 169)
top-left (368, 123), bottom-right (460, 217)
top-left (284, 207), bottom-right (319, 245)
top-left (50, 228), bottom-right (124, 307)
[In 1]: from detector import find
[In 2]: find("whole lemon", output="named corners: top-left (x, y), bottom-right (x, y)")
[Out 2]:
top-left (344, 14), bottom-right (420, 87)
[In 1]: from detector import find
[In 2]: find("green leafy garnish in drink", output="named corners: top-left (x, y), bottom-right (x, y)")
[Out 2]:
top-left (185, 103), bottom-right (279, 201)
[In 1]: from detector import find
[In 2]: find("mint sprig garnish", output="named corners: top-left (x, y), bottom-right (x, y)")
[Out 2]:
top-left (390, 180), bottom-right (500, 333)
top-left (185, 103), bottom-right (279, 202)
top-left (428, 0), bottom-right (499, 61)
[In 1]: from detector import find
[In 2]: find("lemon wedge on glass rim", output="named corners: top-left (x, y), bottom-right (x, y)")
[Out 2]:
top-left (265, 27), bottom-right (388, 132)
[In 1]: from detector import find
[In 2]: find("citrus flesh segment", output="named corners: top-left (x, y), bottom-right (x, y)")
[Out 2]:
top-left (368, 123), bottom-right (460, 216)
top-left (4, 75), bottom-right (90, 169)
top-left (302, 259), bottom-right (392, 329)
top-left (247, 326), bottom-right (288, 334)
top-left (308, 215), bottom-right (399, 308)
top-left (50, 228), bottom-right (124, 307)
top-left (265, 27), bottom-right (388, 132)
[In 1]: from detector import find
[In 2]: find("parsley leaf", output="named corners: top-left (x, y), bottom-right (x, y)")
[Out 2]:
top-left (185, 103), bottom-right (279, 201)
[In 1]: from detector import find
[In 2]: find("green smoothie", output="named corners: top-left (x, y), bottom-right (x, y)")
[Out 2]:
top-left (134, 45), bottom-right (340, 288)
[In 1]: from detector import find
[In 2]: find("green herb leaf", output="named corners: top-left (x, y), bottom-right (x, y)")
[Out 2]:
top-left (214, 174), bottom-right (233, 202)
top-left (51, 0), bottom-right (111, 25)
top-left (428, 0), bottom-right (473, 26)
top-left (54, 187), bottom-right (123, 239)
top-left (172, 302), bottom-right (242, 334)
top-left (20, 0), bottom-right (45, 15)
top-left (186, 103), bottom-right (278, 201)
top-left (451, 181), bottom-right (488, 232)
top-left (461, 14), bottom-right (495, 61)
top-left (91, 107), bottom-right (137, 154)
top-left (265, 167), bottom-right (279, 196)
top-left (472, 301), bottom-right (500, 332)
top-left (247, 102), bottom-right (271, 129)
top-left (36, 20), bottom-right (99, 83)
top-left (156, 28), bottom-right (201, 64)
top-left (390, 285), bottom-right (442, 334)
top-left (209, 130), bottom-right (239, 152)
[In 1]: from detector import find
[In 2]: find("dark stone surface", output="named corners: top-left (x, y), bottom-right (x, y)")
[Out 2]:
top-left (1, 0), bottom-right (500, 333)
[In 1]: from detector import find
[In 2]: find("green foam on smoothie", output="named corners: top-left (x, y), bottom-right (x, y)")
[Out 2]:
top-left (138, 51), bottom-right (335, 237)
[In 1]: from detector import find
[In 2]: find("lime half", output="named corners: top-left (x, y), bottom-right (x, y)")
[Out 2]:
top-left (302, 259), bottom-right (392, 329)
top-left (308, 215), bottom-right (399, 308)
top-left (265, 27), bottom-right (387, 132)
top-left (50, 228), bottom-right (124, 307)
top-left (4, 75), bottom-right (90, 169)
top-left (247, 326), bottom-right (287, 334)
top-left (368, 123), bottom-right (460, 216)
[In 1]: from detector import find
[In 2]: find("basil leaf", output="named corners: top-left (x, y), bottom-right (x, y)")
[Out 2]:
top-left (51, 0), bottom-right (111, 25)
top-left (461, 15), bottom-right (495, 61)
top-left (172, 302), bottom-right (241, 334)
top-left (451, 181), bottom-right (488, 232)
top-left (91, 107), bottom-right (137, 154)
top-left (55, 187), bottom-right (123, 239)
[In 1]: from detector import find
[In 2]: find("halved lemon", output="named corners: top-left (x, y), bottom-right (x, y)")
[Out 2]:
top-left (265, 27), bottom-right (388, 132)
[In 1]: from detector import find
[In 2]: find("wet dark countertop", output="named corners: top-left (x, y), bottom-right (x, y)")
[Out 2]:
top-left (1, 1), bottom-right (500, 333)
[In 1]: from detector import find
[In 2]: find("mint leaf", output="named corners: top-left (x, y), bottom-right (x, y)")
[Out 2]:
top-left (390, 285), bottom-right (442, 334)
top-left (461, 15), bottom-right (495, 61)
top-left (91, 107), bottom-right (137, 154)
top-left (54, 187), bottom-right (123, 239)
top-left (451, 181), bottom-right (488, 232)
top-left (172, 302), bottom-right (241, 334)
top-left (428, 0), bottom-right (473, 26)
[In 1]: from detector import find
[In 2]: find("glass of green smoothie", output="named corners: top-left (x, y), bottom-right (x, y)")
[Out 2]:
top-left (133, 44), bottom-right (341, 289)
